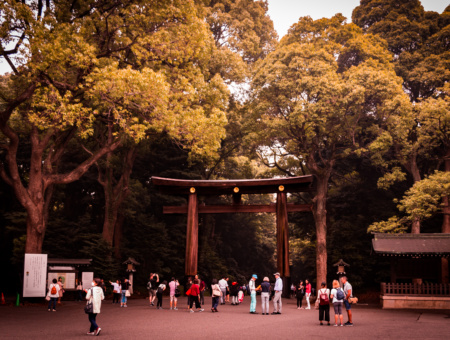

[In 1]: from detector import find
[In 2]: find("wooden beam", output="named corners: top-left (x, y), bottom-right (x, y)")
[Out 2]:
top-left (163, 203), bottom-right (312, 214)
top-left (185, 193), bottom-right (198, 276)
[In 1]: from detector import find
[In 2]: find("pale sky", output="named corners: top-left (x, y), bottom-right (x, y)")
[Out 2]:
top-left (267, 0), bottom-right (449, 38)
top-left (0, 1), bottom-right (448, 74)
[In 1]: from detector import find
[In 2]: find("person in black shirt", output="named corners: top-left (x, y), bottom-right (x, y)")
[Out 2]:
top-left (260, 277), bottom-right (271, 315)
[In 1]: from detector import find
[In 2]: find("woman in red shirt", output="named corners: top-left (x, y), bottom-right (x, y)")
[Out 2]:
top-left (305, 279), bottom-right (312, 309)
top-left (188, 279), bottom-right (204, 313)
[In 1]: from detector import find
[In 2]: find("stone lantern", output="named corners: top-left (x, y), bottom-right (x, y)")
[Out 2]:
top-left (123, 257), bottom-right (140, 294)
top-left (333, 259), bottom-right (349, 285)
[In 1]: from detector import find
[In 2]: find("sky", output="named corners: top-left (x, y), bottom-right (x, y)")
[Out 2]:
top-left (267, 0), bottom-right (449, 38)
top-left (0, 1), bottom-right (448, 74)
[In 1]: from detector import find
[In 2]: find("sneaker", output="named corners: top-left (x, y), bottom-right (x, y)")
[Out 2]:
top-left (95, 327), bottom-right (101, 336)
top-left (87, 331), bottom-right (95, 335)
top-left (334, 324), bottom-right (338, 327)
top-left (124, 305), bottom-right (127, 308)
top-left (48, 309), bottom-right (51, 312)
top-left (170, 307), bottom-right (173, 310)
top-left (345, 322), bottom-right (353, 326)
top-left (189, 309), bottom-right (194, 313)
top-left (305, 307), bottom-right (311, 310)
top-left (340, 324), bottom-right (344, 327)
top-left (52, 309), bottom-right (56, 312)
top-left (199, 309), bottom-right (204, 312)
top-left (174, 307), bottom-right (178, 310)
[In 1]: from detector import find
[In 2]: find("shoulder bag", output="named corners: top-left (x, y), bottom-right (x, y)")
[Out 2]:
top-left (84, 289), bottom-right (93, 314)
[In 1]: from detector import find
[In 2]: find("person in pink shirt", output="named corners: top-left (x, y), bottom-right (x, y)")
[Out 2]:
top-left (169, 278), bottom-right (179, 310)
top-left (305, 279), bottom-right (312, 309)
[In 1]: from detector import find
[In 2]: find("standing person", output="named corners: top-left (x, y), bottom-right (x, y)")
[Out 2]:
top-left (85, 278), bottom-right (105, 336)
top-left (272, 272), bottom-right (283, 315)
top-left (169, 278), bottom-right (179, 310)
top-left (291, 283), bottom-right (296, 298)
top-left (211, 279), bottom-right (221, 312)
top-left (218, 277), bottom-right (228, 305)
top-left (57, 277), bottom-right (64, 304)
top-left (341, 276), bottom-right (354, 326)
top-left (225, 277), bottom-right (230, 303)
top-left (76, 281), bottom-right (84, 302)
top-left (195, 275), bottom-right (206, 306)
top-left (149, 273), bottom-right (159, 306)
top-left (330, 280), bottom-right (344, 326)
top-left (230, 281), bottom-right (240, 305)
top-left (47, 278), bottom-right (60, 311)
top-left (260, 277), bottom-right (271, 315)
top-left (305, 279), bottom-right (312, 309)
top-left (249, 274), bottom-right (258, 314)
top-left (156, 280), bottom-right (167, 309)
top-left (109, 280), bottom-right (121, 304)
top-left (296, 281), bottom-right (305, 309)
top-left (185, 277), bottom-right (193, 307)
top-left (121, 278), bottom-right (130, 307)
top-left (188, 279), bottom-right (204, 312)
top-left (317, 282), bottom-right (331, 326)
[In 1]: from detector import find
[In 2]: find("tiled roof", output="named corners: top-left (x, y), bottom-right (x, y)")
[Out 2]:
top-left (372, 233), bottom-right (450, 256)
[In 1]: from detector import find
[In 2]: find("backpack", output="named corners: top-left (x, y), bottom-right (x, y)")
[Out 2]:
top-left (336, 287), bottom-right (345, 300)
top-left (50, 285), bottom-right (57, 295)
top-left (147, 281), bottom-right (152, 290)
top-left (157, 285), bottom-right (164, 294)
top-left (319, 289), bottom-right (329, 305)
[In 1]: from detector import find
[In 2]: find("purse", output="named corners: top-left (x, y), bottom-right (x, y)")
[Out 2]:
top-left (125, 290), bottom-right (131, 297)
top-left (84, 289), bottom-right (93, 314)
top-left (348, 297), bottom-right (358, 304)
top-left (175, 287), bottom-right (180, 298)
top-left (45, 294), bottom-right (51, 301)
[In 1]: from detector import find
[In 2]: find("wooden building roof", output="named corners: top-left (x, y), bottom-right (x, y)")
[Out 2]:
top-left (151, 175), bottom-right (315, 195)
top-left (372, 233), bottom-right (450, 257)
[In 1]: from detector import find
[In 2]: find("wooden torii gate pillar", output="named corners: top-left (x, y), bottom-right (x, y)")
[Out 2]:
top-left (152, 176), bottom-right (315, 297)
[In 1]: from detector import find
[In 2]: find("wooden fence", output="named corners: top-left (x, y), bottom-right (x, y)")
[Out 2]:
top-left (381, 282), bottom-right (450, 296)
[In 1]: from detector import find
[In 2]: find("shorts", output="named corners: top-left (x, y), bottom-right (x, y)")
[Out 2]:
top-left (344, 299), bottom-right (351, 310)
top-left (170, 295), bottom-right (177, 302)
top-left (333, 301), bottom-right (343, 314)
top-left (149, 289), bottom-right (156, 298)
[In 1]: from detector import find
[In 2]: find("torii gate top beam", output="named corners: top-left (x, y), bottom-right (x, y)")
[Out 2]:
top-left (151, 175), bottom-right (315, 195)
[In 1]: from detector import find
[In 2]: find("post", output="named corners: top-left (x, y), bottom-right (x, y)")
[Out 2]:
top-left (276, 192), bottom-right (290, 297)
top-left (185, 191), bottom-right (198, 276)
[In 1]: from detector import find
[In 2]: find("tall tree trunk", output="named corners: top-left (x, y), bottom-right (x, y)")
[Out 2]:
top-left (113, 211), bottom-right (125, 259)
top-left (312, 174), bottom-right (330, 293)
top-left (406, 153), bottom-right (422, 234)
top-left (99, 146), bottom-right (137, 247)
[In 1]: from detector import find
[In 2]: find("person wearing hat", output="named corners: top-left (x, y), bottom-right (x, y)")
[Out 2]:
top-left (272, 272), bottom-right (283, 314)
top-left (249, 274), bottom-right (258, 314)
top-left (260, 277), bottom-right (271, 315)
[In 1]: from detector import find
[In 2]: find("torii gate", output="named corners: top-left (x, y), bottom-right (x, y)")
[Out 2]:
top-left (151, 175), bottom-right (315, 296)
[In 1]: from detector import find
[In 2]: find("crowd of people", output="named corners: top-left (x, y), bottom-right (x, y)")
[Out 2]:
top-left (46, 272), bottom-right (355, 336)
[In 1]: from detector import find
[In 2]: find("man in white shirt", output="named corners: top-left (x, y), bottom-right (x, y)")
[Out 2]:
top-left (272, 272), bottom-right (283, 314)
top-left (218, 277), bottom-right (228, 305)
top-left (249, 274), bottom-right (258, 314)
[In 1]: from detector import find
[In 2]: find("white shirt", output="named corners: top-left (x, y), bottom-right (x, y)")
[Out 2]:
top-left (86, 286), bottom-right (105, 314)
top-left (249, 279), bottom-right (256, 292)
top-left (218, 279), bottom-right (228, 289)
top-left (274, 277), bottom-right (283, 291)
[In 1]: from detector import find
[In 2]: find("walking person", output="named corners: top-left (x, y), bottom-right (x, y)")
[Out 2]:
top-left (218, 277), bottom-right (228, 305)
top-left (272, 272), bottom-right (283, 314)
top-left (85, 278), bottom-right (105, 336)
top-left (260, 276), bottom-right (271, 315)
top-left (185, 277), bottom-right (193, 307)
top-left (296, 281), bottom-right (305, 309)
top-left (47, 278), bottom-right (60, 311)
top-left (230, 281), bottom-right (240, 305)
top-left (188, 279), bottom-right (204, 312)
top-left (249, 274), bottom-right (258, 314)
top-left (195, 275), bottom-right (206, 306)
top-left (121, 278), bottom-right (130, 307)
top-left (305, 279), bottom-right (312, 309)
top-left (156, 280), bottom-right (167, 309)
top-left (317, 282), bottom-right (331, 326)
top-left (341, 276), bottom-right (354, 326)
top-left (169, 278), bottom-right (179, 310)
top-left (211, 279), bottom-right (221, 312)
top-left (109, 280), bottom-right (121, 304)
top-left (57, 277), bottom-right (64, 304)
top-left (330, 279), bottom-right (344, 326)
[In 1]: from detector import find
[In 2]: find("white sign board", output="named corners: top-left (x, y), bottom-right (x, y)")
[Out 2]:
top-left (82, 272), bottom-right (94, 290)
top-left (23, 254), bottom-right (48, 297)
top-left (47, 272), bottom-right (76, 290)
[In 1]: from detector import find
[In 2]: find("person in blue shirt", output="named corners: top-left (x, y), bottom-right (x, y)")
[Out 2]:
top-left (272, 272), bottom-right (283, 314)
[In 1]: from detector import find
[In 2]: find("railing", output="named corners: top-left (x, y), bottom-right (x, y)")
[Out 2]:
top-left (381, 283), bottom-right (450, 296)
